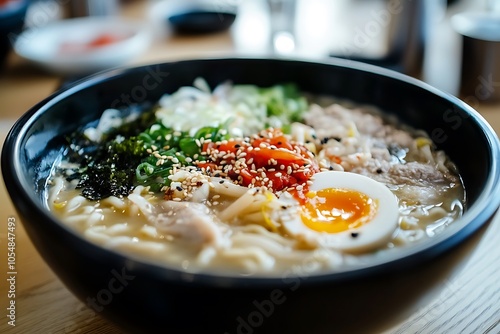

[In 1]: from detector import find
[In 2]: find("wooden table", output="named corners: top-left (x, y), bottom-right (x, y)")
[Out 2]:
top-left (1, 1), bottom-right (499, 333)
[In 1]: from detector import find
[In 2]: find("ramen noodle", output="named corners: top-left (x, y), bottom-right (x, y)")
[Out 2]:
top-left (47, 81), bottom-right (465, 276)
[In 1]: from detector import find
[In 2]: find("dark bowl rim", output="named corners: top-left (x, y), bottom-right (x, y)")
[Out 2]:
top-left (3, 56), bottom-right (500, 287)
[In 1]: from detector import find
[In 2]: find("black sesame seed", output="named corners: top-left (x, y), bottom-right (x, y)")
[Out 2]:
top-left (281, 205), bottom-right (287, 210)
top-left (277, 141), bottom-right (282, 145)
top-left (351, 232), bottom-right (359, 238)
top-left (376, 168), bottom-right (383, 174)
top-left (333, 137), bottom-right (341, 142)
top-left (219, 180), bottom-right (225, 184)
top-left (235, 144), bottom-right (241, 148)
top-left (329, 166), bottom-right (334, 170)
top-left (176, 186), bottom-right (183, 191)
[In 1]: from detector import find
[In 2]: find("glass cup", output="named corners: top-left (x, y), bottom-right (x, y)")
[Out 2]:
top-left (266, 0), bottom-right (297, 54)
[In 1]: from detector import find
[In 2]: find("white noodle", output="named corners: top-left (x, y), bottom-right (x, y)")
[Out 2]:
top-left (101, 196), bottom-right (127, 210)
top-left (209, 178), bottom-right (249, 197)
top-left (65, 195), bottom-right (87, 213)
top-left (219, 188), bottom-right (263, 221)
top-left (48, 176), bottom-right (64, 205)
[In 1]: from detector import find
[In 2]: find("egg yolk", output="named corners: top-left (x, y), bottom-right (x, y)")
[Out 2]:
top-left (301, 188), bottom-right (378, 233)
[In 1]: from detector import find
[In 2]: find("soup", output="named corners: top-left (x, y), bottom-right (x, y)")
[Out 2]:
top-left (47, 80), bottom-right (465, 276)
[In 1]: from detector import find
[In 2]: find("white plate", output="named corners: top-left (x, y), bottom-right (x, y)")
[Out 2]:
top-left (14, 17), bottom-right (152, 75)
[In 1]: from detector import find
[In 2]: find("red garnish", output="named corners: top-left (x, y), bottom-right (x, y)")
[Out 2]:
top-left (200, 128), bottom-right (319, 193)
top-left (58, 33), bottom-right (127, 54)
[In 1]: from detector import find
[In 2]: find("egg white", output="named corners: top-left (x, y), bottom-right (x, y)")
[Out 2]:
top-left (280, 171), bottom-right (400, 253)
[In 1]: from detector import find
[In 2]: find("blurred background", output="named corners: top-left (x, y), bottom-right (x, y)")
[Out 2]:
top-left (0, 0), bottom-right (499, 101)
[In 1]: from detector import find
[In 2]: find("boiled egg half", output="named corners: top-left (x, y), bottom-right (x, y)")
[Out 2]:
top-left (280, 171), bottom-right (399, 253)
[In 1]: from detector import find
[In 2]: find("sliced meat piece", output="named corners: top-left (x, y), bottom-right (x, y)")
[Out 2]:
top-left (128, 193), bottom-right (224, 248)
top-left (154, 201), bottom-right (224, 247)
top-left (352, 160), bottom-right (457, 187)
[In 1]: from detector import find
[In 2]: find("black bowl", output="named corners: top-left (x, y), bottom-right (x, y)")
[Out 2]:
top-left (2, 58), bottom-right (500, 333)
top-left (0, 0), bottom-right (28, 68)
